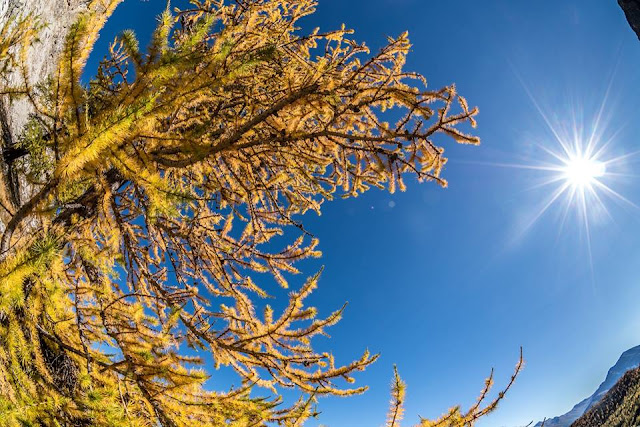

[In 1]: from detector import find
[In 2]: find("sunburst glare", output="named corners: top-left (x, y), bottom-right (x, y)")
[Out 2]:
top-left (521, 103), bottom-right (637, 234)
top-left (562, 155), bottom-right (606, 188)
top-left (458, 68), bottom-right (640, 279)
top-left (503, 73), bottom-right (640, 277)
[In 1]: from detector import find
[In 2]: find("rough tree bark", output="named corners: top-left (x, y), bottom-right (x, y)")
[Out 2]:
top-left (0, 0), bottom-right (90, 235)
top-left (0, 4), bottom-right (104, 420)
top-left (619, 0), bottom-right (640, 40)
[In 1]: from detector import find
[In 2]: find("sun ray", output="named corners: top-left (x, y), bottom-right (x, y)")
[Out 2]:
top-left (511, 66), bottom-right (572, 157)
top-left (586, 54), bottom-right (619, 155)
top-left (592, 180), bottom-right (640, 211)
top-left (586, 183), bottom-right (614, 224)
top-left (557, 185), bottom-right (577, 236)
top-left (601, 148), bottom-right (640, 165)
top-left (452, 159), bottom-right (562, 172)
top-left (520, 181), bottom-right (572, 234)
top-left (579, 189), bottom-right (596, 286)
top-left (516, 175), bottom-right (569, 195)
top-left (536, 141), bottom-right (575, 164)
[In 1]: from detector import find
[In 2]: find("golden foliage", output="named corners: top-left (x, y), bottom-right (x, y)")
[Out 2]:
top-left (383, 350), bottom-right (523, 427)
top-left (387, 366), bottom-right (406, 427)
top-left (0, 1), bottom-right (513, 426)
top-left (416, 348), bottom-right (523, 427)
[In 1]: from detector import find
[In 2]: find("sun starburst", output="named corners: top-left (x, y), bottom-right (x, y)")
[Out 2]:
top-left (562, 155), bottom-right (606, 188)
top-left (521, 107), bottom-right (638, 235)
top-left (501, 71), bottom-right (640, 279)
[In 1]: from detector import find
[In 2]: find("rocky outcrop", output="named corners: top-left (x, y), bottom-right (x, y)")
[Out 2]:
top-left (619, 0), bottom-right (640, 40)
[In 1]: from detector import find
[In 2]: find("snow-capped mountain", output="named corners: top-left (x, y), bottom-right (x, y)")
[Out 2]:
top-left (534, 345), bottom-right (640, 427)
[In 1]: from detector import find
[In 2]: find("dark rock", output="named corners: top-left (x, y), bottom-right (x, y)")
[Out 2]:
top-left (619, 0), bottom-right (640, 40)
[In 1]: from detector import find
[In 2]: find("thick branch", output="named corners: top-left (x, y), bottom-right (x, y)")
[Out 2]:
top-left (152, 83), bottom-right (320, 168)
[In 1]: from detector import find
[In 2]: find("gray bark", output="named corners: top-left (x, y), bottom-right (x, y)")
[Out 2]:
top-left (1, 0), bottom-right (90, 135)
top-left (0, 0), bottom-right (89, 232)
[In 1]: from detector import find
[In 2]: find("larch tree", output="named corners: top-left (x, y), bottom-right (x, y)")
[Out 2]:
top-left (0, 0), bottom-right (522, 426)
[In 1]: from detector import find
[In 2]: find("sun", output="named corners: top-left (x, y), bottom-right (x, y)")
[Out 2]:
top-left (481, 68), bottom-right (640, 279)
top-left (562, 155), bottom-right (606, 188)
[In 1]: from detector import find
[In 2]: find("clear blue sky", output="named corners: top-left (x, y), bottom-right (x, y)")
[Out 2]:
top-left (90, 1), bottom-right (640, 425)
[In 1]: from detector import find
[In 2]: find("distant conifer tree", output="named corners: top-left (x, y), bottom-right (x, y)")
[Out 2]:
top-left (0, 1), bottom-right (520, 425)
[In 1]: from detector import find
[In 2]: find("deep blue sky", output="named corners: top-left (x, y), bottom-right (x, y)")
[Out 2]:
top-left (89, 1), bottom-right (640, 425)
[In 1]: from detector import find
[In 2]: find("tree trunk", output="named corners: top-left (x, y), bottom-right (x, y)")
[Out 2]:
top-left (0, 0), bottom-right (90, 232)
top-left (619, 0), bottom-right (640, 40)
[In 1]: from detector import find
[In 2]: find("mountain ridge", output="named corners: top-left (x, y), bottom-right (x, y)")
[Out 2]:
top-left (572, 366), bottom-right (640, 427)
top-left (534, 345), bottom-right (640, 427)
